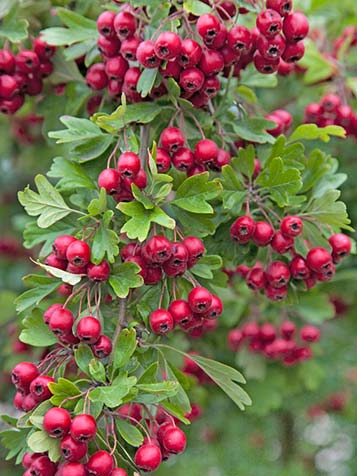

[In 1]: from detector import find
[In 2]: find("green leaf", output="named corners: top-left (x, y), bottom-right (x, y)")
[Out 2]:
top-left (236, 85), bottom-right (257, 103)
top-left (183, 0), bottom-right (212, 15)
top-left (91, 210), bottom-right (120, 264)
top-left (89, 377), bottom-right (137, 408)
top-left (299, 39), bottom-right (335, 85)
top-left (135, 381), bottom-right (179, 404)
top-left (1, 428), bottom-right (30, 463)
top-left (48, 158), bottom-right (95, 192)
top-left (89, 359), bottom-right (107, 383)
top-left (109, 263), bottom-right (144, 298)
top-left (293, 293), bottom-right (335, 324)
top-left (137, 68), bottom-right (158, 98)
top-left (0, 6), bottom-right (28, 42)
top-left (174, 209), bottom-right (216, 237)
top-left (118, 201), bottom-right (175, 242)
top-left (88, 188), bottom-right (107, 216)
top-left (288, 124), bottom-right (346, 143)
top-left (191, 254), bottom-right (223, 279)
top-left (233, 118), bottom-right (276, 144)
top-left (27, 430), bottom-right (61, 462)
top-left (113, 328), bottom-right (137, 370)
top-left (34, 260), bottom-right (83, 285)
top-left (235, 145), bottom-right (256, 179)
top-left (172, 172), bottom-right (222, 214)
top-left (240, 64), bottom-right (278, 88)
top-left (48, 378), bottom-right (81, 408)
top-left (23, 220), bottom-right (76, 258)
top-left (75, 344), bottom-right (95, 375)
top-left (20, 309), bottom-right (57, 347)
top-left (165, 363), bottom-right (191, 414)
top-left (0, 290), bottom-right (17, 325)
top-left (304, 189), bottom-right (353, 231)
top-left (115, 418), bottom-right (144, 447)
top-left (138, 362), bottom-right (159, 384)
top-left (15, 277), bottom-right (59, 314)
top-left (18, 175), bottom-right (73, 228)
top-left (256, 157), bottom-right (302, 207)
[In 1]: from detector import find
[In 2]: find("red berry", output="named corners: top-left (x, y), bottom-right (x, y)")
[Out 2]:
top-left (134, 444), bottom-right (162, 472)
top-left (256, 9), bottom-right (283, 38)
top-left (242, 321), bottom-right (260, 338)
top-left (197, 14), bottom-right (221, 43)
top-left (61, 436), bottom-right (88, 462)
top-left (137, 40), bottom-right (161, 68)
top-left (227, 25), bottom-right (252, 52)
top-left (117, 151), bottom-right (141, 178)
top-left (230, 215), bottom-right (256, 244)
top-left (172, 147), bottom-right (195, 171)
top-left (62, 462), bottom-right (87, 476)
top-left (205, 294), bottom-right (223, 319)
top-left (162, 426), bottom-right (186, 454)
top-left (227, 328), bottom-right (244, 351)
top-left (289, 255), bottom-right (311, 279)
top-left (199, 49), bottom-right (224, 76)
top-left (44, 407), bottom-right (71, 438)
top-left (155, 32), bottom-right (181, 60)
top-left (283, 12), bottom-right (309, 42)
top-left (188, 287), bottom-right (213, 314)
top-left (142, 235), bottom-right (172, 265)
top-left (76, 316), bottom-right (101, 344)
top-left (0, 49), bottom-right (15, 74)
top-left (265, 284), bottom-right (288, 301)
top-left (118, 403), bottom-right (142, 424)
top-left (0, 74), bottom-right (18, 99)
top-left (329, 233), bottom-right (351, 258)
top-left (254, 52), bottom-right (280, 73)
top-left (159, 60), bottom-right (181, 80)
top-left (16, 50), bottom-right (40, 73)
top-left (70, 414), bottom-right (97, 443)
top-left (194, 139), bottom-right (219, 164)
top-left (149, 309), bottom-right (174, 335)
top-left (282, 41), bottom-right (305, 62)
top-left (271, 231), bottom-right (294, 254)
top-left (0, 94), bottom-right (25, 114)
top-left (49, 308), bottom-right (74, 336)
top-left (160, 127), bottom-right (185, 153)
top-left (182, 236), bottom-right (205, 267)
top-left (92, 335), bottom-right (112, 359)
top-left (98, 168), bottom-right (121, 194)
top-left (179, 68), bottom-right (205, 93)
top-left (114, 11), bottom-right (137, 40)
top-left (45, 253), bottom-right (67, 270)
top-left (11, 362), bottom-right (38, 393)
top-left (121, 242), bottom-right (141, 260)
top-left (306, 247), bottom-right (332, 273)
top-left (86, 63), bottom-right (108, 90)
top-left (120, 37), bottom-right (141, 61)
top-left (252, 221), bottom-right (274, 246)
top-left (14, 391), bottom-right (25, 410)
top-left (29, 455), bottom-right (57, 476)
top-left (97, 35), bottom-right (121, 57)
top-left (112, 470), bottom-right (128, 476)
top-left (167, 242), bottom-right (189, 267)
top-left (133, 169), bottom-right (147, 189)
top-left (280, 216), bottom-right (303, 238)
top-left (257, 34), bottom-right (286, 60)
top-left (87, 260), bottom-right (110, 281)
top-left (29, 375), bottom-right (54, 402)
top-left (266, 261), bottom-right (291, 288)
top-left (266, 0), bottom-right (292, 16)
top-left (300, 325), bottom-right (320, 343)
top-left (155, 147), bottom-right (171, 173)
top-left (168, 300), bottom-right (193, 327)
top-left (105, 56), bottom-right (129, 80)
top-left (66, 240), bottom-right (91, 267)
top-left (280, 320), bottom-right (296, 338)
top-left (202, 76), bottom-right (221, 99)
top-left (321, 94), bottom-right (341, 113)
top-left (179, 39), bottom-right (202, 68)
top-left (53, 235), bottom-right (76, 260)
top-left (144, 265), bottom-right (163, 285)
top-left (246, 267), bottom-right (266, 290)
top-left (97, 11), bottom-right (116, 38)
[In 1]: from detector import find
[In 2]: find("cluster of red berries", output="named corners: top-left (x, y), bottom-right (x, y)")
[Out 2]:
top-left (0, 38), bottom-right (56, 115)
top-left (0, 237), bottom-right (29, 259)
top-left (230, 215), bottom-right (352, 301)
top-left (228, 320), bottom-right (320, 366)
top-left (120, 234), bottom-right (205, 284)
top-left (332, 25), bottom-right (357, 57)
top-left (98, 151), bottom-right (147, 202)
top-left (265, 108), bottom-right (293, 136)
top-left (45, 234), bottom-right (110, 284)
top-left (10, 113), bottom-right (44, 145)
top-left (157, 126), bottom-right (230, 175)
top-left (149, 286), bottom-right (223, 335)
top-left (304, 93), bottom-right (357, 139)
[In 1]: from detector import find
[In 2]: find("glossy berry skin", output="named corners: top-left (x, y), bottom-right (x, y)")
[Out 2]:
top-left (98, 168), bottom-right (121, 194)
top-left (246, 268), bottom-right (266, 291)
top-left (300, 325), bottom-right (320, 343)
top-left (29, 455), bottom-right (57, 476)
top-left (117, 152), bottom-right (141, 178)
top-left (172, 147), bottom-right (195, 171)
top-left (160, 127), bottom-right (185, 153)
top-left (92, 335), bottom-right (112, 359)
top-left (306, 247), bottom-right (332, 273)
top-left (86, 64), bottom-right (108, 90)
top-left (179, 68), bottom-right (205, 93)
top-left (144, 265), bottom-right (163, 285)
top-left (114, 11), bottom-right (137, 40)
top-left (70, 414), bottom-right (97, 443)
top-left (53, 235), bottom-right (76, 260)
top-left (188, 287), bottom-right (213, 314)
top-left (283, 12), bottom-right (309, 42)
top-left (329, 234), bottom-right (351, 258)
top-left (282, 41), bottom-right (305, 62)
top-left (155, 147), bottom-right (171, 173)
top-left (199, 49), bottom-right (224, 76)
top-left (230, 215), bottom-right (256, 244)
top-left (11, 362), bottom-right (38, 393)
top-left (0, 75), bottom-right (18, 99)
top-left (87, 260), bottom-right (110, 281)
top-left (97, 35), bottom-right (121, 58)
top-left (155, 32), bottom-right (181, 60)
top-left (257, 34), bottom-right (286, 60)
top-left (0, 49), bottom-right (15, 74)
top-left (120, 37), bottom-right (141, 61)
top-left (168, 242), bottom-right (189, 267)
top-left (253, 52), bottom-right (280, 74)
top-left (205, 294), bottom-right (223, 319)
top-left (49, 307), bottom-right (74, 336)
top-left (194, 139), bottom-right (219, 164)
top-left (16, 50), bottom-right (40, 73)
top-left (227, 328), bottom-right (244, 351)
top-left (265, 284), bottom-right (288, 301)
top-left (271, 231), bottom-right (294, 254)
top-left (45, 253), bottom-right (67, 270)
top-left (96, 11), bottom-right (116, 38)
top-left (112, 469), bottom-right (128, 476)
top-left (227, 25), bottom-right (252, 52)
top-left (62, 462), bottom-right (87, 476)
top-left (137, 40), bottom-right (161, 69)
top-left (197, 14), bottom-right (221, 43)
top-left (290, 255), bottom-right (311, 279)
top-left (266, 0), bottom-right (292, 16)
top-left (162, 427), bottom-right (186, 454)
top-left (168, 300), bottom-right (193, 327)
top-left (280, 216), bottom-right (303, 237)
top-left (280, 320), bottom-right (296, 338)
top-left (179, 39), bottom-right (202, 68)
top-left (256, 10), bottom-right (282, 38)
top-left (66, 240), bottom-right (91, 267)
top-left (29, 375), bottom-right (54, 402)
top-left (265, 261), bottom-right (291, 288)
top-left (44, 303), bottom-right (62, 325)
top-left (149, 309), bottom-right (174, 335)
top-left (105, 56), bottom-right (129, 81)
top-left (43, 407), bottom-right (71, 438)
top-left (252, 221), bottom-right (274, 246)
top-left (142, 235), bottom-right (172, 265)
top-left (182, 236), bottom-right (205, 267)
top-left (134, 444), bottom-right (162, 472)
top-left (60, 436), bottom-right (88, 462)
top-left (76, 316), bottom-right (101, 344)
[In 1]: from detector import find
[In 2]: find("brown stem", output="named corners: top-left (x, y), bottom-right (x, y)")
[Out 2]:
top-left (280, 410), bottom-right (295, 465)
top-left (139, 124), bottom-right (150, 167)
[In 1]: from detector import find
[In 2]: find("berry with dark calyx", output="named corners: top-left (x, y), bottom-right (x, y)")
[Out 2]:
top-left (62, 462), bottom-right (87, 476)
top-left (230, 215), bottom-right (256, 244)
top-left (76, 316), bottom-right (101, 344)
top-left (182, 236), bottom-right (205, 267)
top-left (266, 0), bottom-right (292, 16)
top-left (134, 444), bottom-right (162, 472)
top-left (132, 169), bottom-right (147, 189)
top-left (246, 267), bottom-right (266, 291)
top-left (159, 60), bottom-right (181, 80)
top-left (205, 294), bottom-right (223, 319)
top-left (271, 231), bottom-right (294, 254)
top-left (254, 52), bottom-right (280, 74)
top-left (29, 455), bottom-right (57, 476)
top-left (29, 375), bottom-right (54, 402)
top-left (155, 147), bottom-right (171, 173)
top-left (105, 56), bottom-right (129, 81)
top-left (53, 235), bottom-right (76, 260)
top-left (202, 76), bottom-right (221, 99)
top-left (155, 32), bottom-right (181, 60)
top-left (45, 253), bottom-right (67, 270)
top-left (0, 74), bottom-right (18, 99)
top-left (168, 242), bottom-right (189, 267)
top-left (280, 216), bottom-right (303, 237)
top-left (199, 49), bottom-right (224, 76)
top-left (49, 308), bottom-right (74, 336)
top-left (70, 414), bottom-right (97, 443)
top-left (179, 68), bottom-right (205, 93)
top-left (0, 94), bottom-right (25, 114)
top-left (213, 148), bottom-right (230, 170)
top-left (22, 394), bottom-right (37, 412)
top-left (58, 283), bottom-right (73, 296)
top-left (197, 14), bottom-right (221, 43)
top-left (316, 262), bottom-right (335, 281)
top-left (321, 94), bottom-right (340, 113)
top-left (252, 221), bottom-right (275, 246)
top-left (300, 325), bottom-right (320, 343)
top-left (66, 240), bottom-right (91, 267)
top-left (188, 287), bottom-right (213, 314)
top-left (329, 233), bottom-right (351, 258)
top-left (144, 265), bottom-right (163, 285)
top-left (137, 40), bottom-right (161, 68)
top-left (22, 452), bottom-right (40, 468)
top-left (306, 247), bottom-right (333, 273)
top-left (87, 260), bottom-right (110, 281)
top-left (172, 147), bottom-right (195, 171)
top-left (162, 426), bottom-right (186, 454)
top-left (256, 10), bottom-right (283, 38)
top-left (266, 261), bottom-right (291, 288)
top-left (168, 300), bottom-right (193, 327)
top-left (228, 328), bottom-right (244, 351)
top-left (282, 41), bottom-right (305, 62)
top-left (265, 284), bottom-right (288, 301)
top-left (280, 320), bottom-right (296, 338)
top-left (179, 39), bottom-right (202, 68)
top-left (149, 309), bottom-right (174, 335)
top-left (289, 255), bottom-right (310, 279)
top-left (98, 168), bottom-right (121, 194)
top-left (227, 25), bottom-right (252, 52)
top-left (257, 34), bottom-right (286, 60)
top-left (86, 64), bottom-right (108, 90)
top-left (60, 436), bottom-right (88, 462)
top-left (11, 362), bottom-right (38, 393)
top-left (160, 127), bottom-right (185, 154)
top-left (0, 49), bottom-right (15, 74)
top-left (97, 35), bottom-right (121, 57)
top-left (39, 60), bottom-right (54, 79)
top-left (120, 36), bottom-right (140, 61)
top-left (92, 335), bottom-right (112, 359)
top-left (283, 12), bottom-right (309, 42)
top-left (16, 50), bottom-right (40, 73)
top-left (114, 11), bottom-right (137, 40)
top-left (142, 235), bottom-right (172, 265)
top-left (121, 242), bottom-right (141, 260)
top-left (97, 11), bottom-right (116, 38)
top-left (117, 151), bottom-right (141, 178)
top-left (194, 139), bottom-right (219, 165)
top-left (43, 407), bottom-right (71, 438)
top-left (67, 263), bottom-right (88, 275)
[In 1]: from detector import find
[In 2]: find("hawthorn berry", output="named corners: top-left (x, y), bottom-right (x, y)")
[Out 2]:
top-left (97, 35), bottom-right (121, 57)
top-left (29, 375), bottom-right (54, 402)
top-left (306, 247), bottom-right (332, 273)
top-left (179, 39), bottom-right (202, 68)
top-left (134, 444), bottom-right (162, 472)
top-left (265, 261), bottom-right (291, 288)
top-left (252, 221), bottom-right (275, 246)
top-left (168, 300), bottom-right (193, 327)
top-left (117, 151), bottom-right (141, 178)
top-left (257, 34), bottom-right (286, 60)
top-left (137, 40), bottom-right (161, 69)
top-left (246, 267), bottom-right (266, 290)
top-left (282, 41), bottom-right (305, 62)
top-left (43, 407), bottom-right (71, 438)
top-left (155, 147), bottom-right (172, 173)
top-left (60, 435), bottom-right (88, 462)
top-left (105, 56), bottom-right (129, 81)
top-left (283, 12), bottom-right (309, 42)
top-left (98, 168), bottom-right (121, 194)
top-left (113, 11), bottom-right (137, 40)
top-left (96, 11), bottom-right (116, 38)
top-left (160, 127), bottom-right (185, 153)
top-left (329, 233), bottom-right (351, 258)
top-left (196, 14), bottom-right (221, 43)
top-left (29, 455), bottom-right (57, 476)
top-left (120, 37), bottom-right (141, 61)
top-left (162, 426), bottom-right (186, 454)
top-left (227, 25), bottom-right (252, 52)
top-left (62, 462), bottom-right (87, 476)
top-left (205, 294), bottom-right (223, 319)
top-left (230, 215), bottom-right (256, 244)
top-left (0, 49), bottom-right (15, 74)
top-left (92, 335), bottom-right (112, 359)
top-left (256, 10), bottom-right (283, 38)
top-left (16, 50), bottom-right (40, 73)
top-left (66, 240), bottom-right (91, 267)
top-left (49, 308), bottom-right (74, 336)
top-left (199, 49), bottom-right (224, 76)
top-left (266, 0), bottom-right (292, 16)
top-left (86, 64), bottom-right (108, 90)
top-left (87, 260), bottom-right (110, 281)
top-left (254, 52), bottom-right (280, 74)
top-left (70, 414), bottom-right (97, 443)
top-left (228, 328), bottom-right (244, 351)
top-left (280, 320), bottom-right (296, 338)
top-left (271, 231), bottom-right (294, 254)
top-left (154, 32), bottom-right (181, 60)
top-left (182, 236), bottom-right (205, 267)
top-left (11, 362), bottom-right (38, 392)
top-left (172, 147), bottom-right (195, 171)
top-left (188, 287), bottom-right (213, 314)
top-left (76, 317), bottom-right (101, 344)
top-left (290, 255), bottom-right (310, 279)
top-left (179, 68), bottom-right (205, 93)
top-left (45, 253), bottom-right (67, 270)
top-left (53, 235), bottom-right (76, 260)
top-left (149, 309), bottom-right (174, 335)
top-left (142, 235), bottom-right (172, 264)
top-left (112, 469), bottom-right (128, 476)
top-left (300, 325), bottom-right (320, 343)
top-left (265, 284), bottom-right (288, 301)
